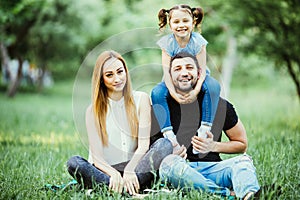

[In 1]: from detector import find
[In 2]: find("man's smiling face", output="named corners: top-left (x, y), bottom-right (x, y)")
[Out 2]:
top-left (170, 57), bottom-right (199, 93)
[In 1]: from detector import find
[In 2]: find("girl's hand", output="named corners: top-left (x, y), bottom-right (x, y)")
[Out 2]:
top-left (171, 92), bottom-right (187, 104)
top-left (109, 171), bottom-right (124, 193)
top-left (123, 171), bottom-right (140, 195)
top-left (183, 90), bottom-right (198, 103)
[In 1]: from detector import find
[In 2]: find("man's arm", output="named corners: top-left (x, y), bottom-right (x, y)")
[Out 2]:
top-left (192, 119), bottom-right (248, 154)
top-left (213, 119), bottom-right (248, 153)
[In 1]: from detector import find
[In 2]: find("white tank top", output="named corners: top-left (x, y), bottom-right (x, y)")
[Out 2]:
top-left (88, 91), bottom-right (142, 165)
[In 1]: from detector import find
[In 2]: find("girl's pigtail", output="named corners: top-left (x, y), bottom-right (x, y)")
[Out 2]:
top-left (158, 8), bottom-right (169, 30)
top-left (192, 7), bottom-right (204, 32)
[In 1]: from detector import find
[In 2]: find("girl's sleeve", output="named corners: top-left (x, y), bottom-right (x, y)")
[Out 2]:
top-left (157, 35), bottom-right (173, 56)
top-left (193, 32), bottom-right (208, 55)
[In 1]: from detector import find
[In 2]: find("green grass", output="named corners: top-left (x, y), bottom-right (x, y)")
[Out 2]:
top-left (0, 74), bottom-right (299, 199)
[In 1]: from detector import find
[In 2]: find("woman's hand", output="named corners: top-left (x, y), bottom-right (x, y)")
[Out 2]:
top-left (109, 170), bottom-right (124, 193)
top-left (173, 145), bottom-right (187, 159)
top-left (123, 171), bottom-right (140, 195)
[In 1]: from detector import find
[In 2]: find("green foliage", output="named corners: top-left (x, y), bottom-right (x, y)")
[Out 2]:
top-left (229, 0), bottom-right (300, 55)
top-left (1, 0), bottom-right (300, 100)
top-left (228, 0), bottom-right (300, 98)
top-left (0, 0), bottom-right (44, 56)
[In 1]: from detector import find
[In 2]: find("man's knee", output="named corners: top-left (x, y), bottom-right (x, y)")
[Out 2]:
top-left (233, 154), bottom-right (255, 171)
top-left (161, 154), bottom-right (181, 166)
top-left (159, 155), bottom-right (185, 176)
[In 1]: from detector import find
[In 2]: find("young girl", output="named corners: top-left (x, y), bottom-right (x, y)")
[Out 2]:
top-left (67, 50), bottom-right (172, 195)
top-left (151, 4), bottom-right (221, 154)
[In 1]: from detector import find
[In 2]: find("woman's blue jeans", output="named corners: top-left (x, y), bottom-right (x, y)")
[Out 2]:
top-left (159, 154), bottom-right (260, 198)
top-left (151, 75), bottom-right (220, 132)
top-left (67, 138), bottom-right (172, 189)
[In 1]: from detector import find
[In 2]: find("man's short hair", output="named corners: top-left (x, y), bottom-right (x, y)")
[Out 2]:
top-left (170, 52), bottom-right (200, 70)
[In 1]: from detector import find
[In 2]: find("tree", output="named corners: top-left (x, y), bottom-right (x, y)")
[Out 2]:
top-left (230, 0), bottom-right (300, 101)
top-left (0, 0), bottom-right (97, 96)
top-left (0, 0), bottom-right (45, 97)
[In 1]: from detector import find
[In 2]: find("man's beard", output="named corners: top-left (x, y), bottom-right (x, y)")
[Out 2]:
top-left (175, 80), bottom-right (196, 93)
top-left (176, 84), bottom-right (194, 92)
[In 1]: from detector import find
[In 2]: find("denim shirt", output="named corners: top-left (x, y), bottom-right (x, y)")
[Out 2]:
top-left (157, 32), bottom-right (208, 57)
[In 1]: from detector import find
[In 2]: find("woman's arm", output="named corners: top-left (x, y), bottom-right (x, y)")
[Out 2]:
top-left (161, 50), bottom-right (186, 103)
top-left (86, 105), bottom-right (123, 193)
top-left (124, 92), bottom-right (151, 172)
top-left (123, 92), bottom-right (151, 194)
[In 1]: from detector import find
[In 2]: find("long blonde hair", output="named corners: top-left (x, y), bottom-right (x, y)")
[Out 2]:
top-left (91, 50), bottom-right (138, 146)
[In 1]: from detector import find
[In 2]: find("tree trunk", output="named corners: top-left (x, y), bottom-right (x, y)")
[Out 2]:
top-left (37, 65), bottom-right (45, 93)
top-left (220, 34), bottom-right (238, 99)
top-left (0, 42), bottom-right (11, 81)
top-left (284, 56), bottom-right (300, 102)
top-left (7, 57), bottom-right (23, 98)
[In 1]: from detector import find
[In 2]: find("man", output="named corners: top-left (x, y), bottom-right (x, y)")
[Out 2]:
top-left (150, 52), bottom-right (260, 199)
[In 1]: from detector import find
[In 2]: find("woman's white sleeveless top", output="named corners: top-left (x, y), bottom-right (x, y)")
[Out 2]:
top-left (88, 91), bottom-right (142, 165)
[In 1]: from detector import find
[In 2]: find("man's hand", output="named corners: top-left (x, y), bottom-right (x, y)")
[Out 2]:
top-left (173, 145), bottom-right (187, 159)
top-left (109, 170), bottom-right (124, 193)
top-left (123, 171), bottom-right (140, 195)
top-left (191, 131), bottom-right (216, 154)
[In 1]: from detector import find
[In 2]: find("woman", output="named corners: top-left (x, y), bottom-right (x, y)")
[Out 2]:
top-left (67, 50), bottom-right (172, 195)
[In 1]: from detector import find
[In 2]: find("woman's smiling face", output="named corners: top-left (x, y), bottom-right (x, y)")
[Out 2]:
top-left (102, 58), bottom-right (127, 96)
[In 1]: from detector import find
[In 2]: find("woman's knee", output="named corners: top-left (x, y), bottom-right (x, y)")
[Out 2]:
top-left (152, 138), bottom-right (173, 155)
top-left (67, 155), bottom-right (84, 173)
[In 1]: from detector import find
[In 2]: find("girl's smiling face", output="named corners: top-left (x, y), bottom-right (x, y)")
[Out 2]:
top-left (169, 9), bottom-right (194, 39)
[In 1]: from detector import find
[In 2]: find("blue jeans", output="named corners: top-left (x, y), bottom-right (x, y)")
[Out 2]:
top-left (159, 154), bottom-right (260, 198)
top-left (151, 75), bottom-right (220, 132)
top-left (67, 138), bottom-right (172, 189)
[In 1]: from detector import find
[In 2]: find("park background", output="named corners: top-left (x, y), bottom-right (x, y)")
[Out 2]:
top-left (0, 0), bottom-right (299, 199)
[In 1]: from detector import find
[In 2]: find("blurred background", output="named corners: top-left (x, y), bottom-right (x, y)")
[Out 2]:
top-left (1, 0), bottom-right (299, 100)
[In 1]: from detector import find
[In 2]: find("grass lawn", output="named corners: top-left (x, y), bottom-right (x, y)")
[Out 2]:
top-left (0, 74), bottom-right (299, 199)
